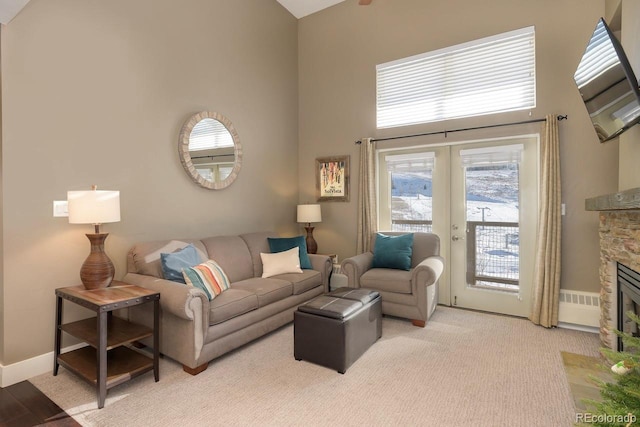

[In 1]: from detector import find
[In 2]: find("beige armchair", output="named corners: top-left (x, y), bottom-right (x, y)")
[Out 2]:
top-left (341, 232), bottom-right (444, 327)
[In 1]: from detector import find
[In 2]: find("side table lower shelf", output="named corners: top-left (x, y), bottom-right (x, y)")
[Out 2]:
top-left (58, 346), bottom-right (155, 390)
top-left (54, 283), bottom-right (160, 408)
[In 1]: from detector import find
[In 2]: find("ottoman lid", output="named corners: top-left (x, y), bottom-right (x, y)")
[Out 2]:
top-left (328, 287), bottom-right (380, 305)
top-left (298, 295), bottom-right (363, 320)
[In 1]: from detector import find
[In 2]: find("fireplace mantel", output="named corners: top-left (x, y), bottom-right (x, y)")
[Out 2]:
top-left (585, 187), bottom-right (640, 211)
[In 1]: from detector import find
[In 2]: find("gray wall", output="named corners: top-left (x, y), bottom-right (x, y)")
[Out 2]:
top-left (298, 0), bottom-right (617, 294)
top-left (0, 0), bottom-right (298, 365)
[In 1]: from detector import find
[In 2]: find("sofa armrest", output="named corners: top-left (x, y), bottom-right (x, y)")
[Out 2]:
top-left (341, 252), bottom-right (374, 288)
top-left (123, 273), bottom-right (210, 323)
top-left (308, 254), bottom-right (332, 292)
top-left (412, 255), bottom-right (445, 289)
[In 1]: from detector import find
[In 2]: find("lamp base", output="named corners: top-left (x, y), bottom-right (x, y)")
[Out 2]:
top-left (80, 233), bottom-right (115, 290)
top-left (304, 226), bottom-right (318, 254)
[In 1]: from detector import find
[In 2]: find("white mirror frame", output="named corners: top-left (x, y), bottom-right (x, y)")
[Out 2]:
top-left (178, 111), bottom-right (243, 190)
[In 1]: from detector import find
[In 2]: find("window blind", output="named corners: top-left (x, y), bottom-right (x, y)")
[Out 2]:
top-left (189, 118), bottom-right (234, 151)
top-left (459, 144), bottom-right (523, 167)
top-left (385, 152), bottom-right (435, 172)
top-left (377, 26), bottom-right (536, 128)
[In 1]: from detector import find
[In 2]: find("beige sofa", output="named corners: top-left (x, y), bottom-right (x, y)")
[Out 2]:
top-left (123, 231), bottom-right (331, 375)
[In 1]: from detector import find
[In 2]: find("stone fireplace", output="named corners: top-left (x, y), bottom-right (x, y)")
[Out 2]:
top-left (586, 188), bottom-right (640, 348)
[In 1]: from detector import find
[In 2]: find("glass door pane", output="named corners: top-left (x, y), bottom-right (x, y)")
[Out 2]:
top-left (391, 169), bottom-right (433, 233)
top-left (465, 163), bottom-right (520, 292)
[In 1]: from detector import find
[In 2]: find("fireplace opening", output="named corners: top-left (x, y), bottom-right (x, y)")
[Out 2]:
top-left (616, 263), bottom-right (640, 351)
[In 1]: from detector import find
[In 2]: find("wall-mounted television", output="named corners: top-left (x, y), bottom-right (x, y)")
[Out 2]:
top-left (574, 18), bottom-right (640, 142)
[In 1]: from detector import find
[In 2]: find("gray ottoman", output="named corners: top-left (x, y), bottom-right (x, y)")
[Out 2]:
top-left (294, 288), bottom-right (382, 373)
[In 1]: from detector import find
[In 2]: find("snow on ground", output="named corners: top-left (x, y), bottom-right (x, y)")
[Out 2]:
top-left (391, 166), bottom-right (520, 288)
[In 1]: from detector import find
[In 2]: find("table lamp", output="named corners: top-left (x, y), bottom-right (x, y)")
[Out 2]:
top-left (68, 185), bottom-right (121, 289)
top-left (297, 204), bottom-right (321, 254)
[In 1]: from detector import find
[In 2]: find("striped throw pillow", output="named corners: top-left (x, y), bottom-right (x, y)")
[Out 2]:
top-left (182, 260), bottom-right (231, 301)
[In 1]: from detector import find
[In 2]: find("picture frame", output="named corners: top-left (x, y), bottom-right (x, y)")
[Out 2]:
top-left (316, 156), bottom-right (350, 202)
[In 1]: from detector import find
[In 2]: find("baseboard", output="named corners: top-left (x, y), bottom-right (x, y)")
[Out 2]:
top-left (0, 343), bottom-right (86, 387)
top-left (557, 322), bottom-right (599, 334)
top-left (558, 290), bottom-right (600, 329)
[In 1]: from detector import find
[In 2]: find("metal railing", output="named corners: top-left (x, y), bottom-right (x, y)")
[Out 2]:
top-left (391, 219), bottom-right (432, 233)
top-left (391, 219), bottom-right (519, 292)
top-left (466, 221), bottom-right (519, 292)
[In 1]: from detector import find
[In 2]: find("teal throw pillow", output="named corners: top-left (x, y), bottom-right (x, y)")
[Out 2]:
top-left (161, 244), bottom-right (202, 283)
top-left (372, 233), bottom-right (414, 271)
top-left (267, 236), bottom-right (312, 269)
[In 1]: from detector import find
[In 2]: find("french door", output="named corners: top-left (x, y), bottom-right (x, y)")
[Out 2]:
top-left (378, 135), bottom-right (538, 317)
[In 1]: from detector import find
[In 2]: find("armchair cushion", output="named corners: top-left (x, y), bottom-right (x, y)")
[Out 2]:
top-left (372, 233), bottom-right (414, 271)
top-left (361, 268), bottom-right (413, 294)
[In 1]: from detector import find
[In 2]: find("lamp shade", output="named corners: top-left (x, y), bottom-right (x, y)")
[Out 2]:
top-left (297, 204), bottom-right (322, 223)
top-left (68, 190), bottom-right (121, 224)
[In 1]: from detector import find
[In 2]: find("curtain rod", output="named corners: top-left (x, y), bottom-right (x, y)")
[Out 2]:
top-left (355, 114), bottom-right (567, 144)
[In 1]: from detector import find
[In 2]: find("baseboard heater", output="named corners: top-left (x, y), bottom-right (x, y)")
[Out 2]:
top-left (558, 290), bottom-right (599, 328)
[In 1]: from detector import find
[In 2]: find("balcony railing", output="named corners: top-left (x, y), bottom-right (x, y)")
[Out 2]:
top-left (391, 219), bottom-right (432, 233)
top-left (392, 219), bottom-right (519, 292)
top-left (466, 221), bottom-right (519, 292)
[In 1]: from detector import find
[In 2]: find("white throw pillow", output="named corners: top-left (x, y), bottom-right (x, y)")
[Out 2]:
top-left (260, 247), bottom-right (303, 278)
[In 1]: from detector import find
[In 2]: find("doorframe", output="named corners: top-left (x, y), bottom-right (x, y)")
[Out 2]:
top-left (376, 133), bottom-right (540, 312)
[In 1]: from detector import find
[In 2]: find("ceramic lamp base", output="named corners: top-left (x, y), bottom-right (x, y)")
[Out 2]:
top-left (80, 233), bottom-right (115, 290)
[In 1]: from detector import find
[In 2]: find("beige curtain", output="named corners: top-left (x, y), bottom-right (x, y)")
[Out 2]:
top-left (530, 114), bottom-right (562, 327)
top-left (356, 137), bottom-right (377, 253)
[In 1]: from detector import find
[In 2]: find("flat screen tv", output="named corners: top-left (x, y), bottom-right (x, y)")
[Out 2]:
top-left (574, 18), bottom-right (640, 142)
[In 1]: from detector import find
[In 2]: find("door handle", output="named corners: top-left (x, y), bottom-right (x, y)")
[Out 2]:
top-left (452, 235), bottom-right (464, 241)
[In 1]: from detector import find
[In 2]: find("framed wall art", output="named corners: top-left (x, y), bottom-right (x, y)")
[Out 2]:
top-left (316, 156), bottom-right (349, 202)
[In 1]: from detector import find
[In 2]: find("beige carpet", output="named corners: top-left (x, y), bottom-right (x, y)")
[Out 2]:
top-left (31, 307), bottom-right (600, 426)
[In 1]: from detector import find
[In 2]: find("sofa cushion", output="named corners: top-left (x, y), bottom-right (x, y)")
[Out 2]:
top-left (201, 235), bottom-right (254, 283)
top-left (209, 288), bottom-right (259, 325)
top-left (182, 259), bottom-right (231, 301)
top-left (372, 233), bottom-right (414, 271)
top-left (240, 231), bottom-right (277, 278)
top-left (273, 270), bottom-right (322, 295)
top-left (231, 277), bottom-right (293, 307)
top-left (267, 236), bottom-right (312, 269)
top-left (161, 244), bottom-right (202, 283)
top-left (361, 268), bottom-right (413, 294)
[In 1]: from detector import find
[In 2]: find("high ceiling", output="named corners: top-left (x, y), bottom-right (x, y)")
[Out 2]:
top-left (0, 0), bottom-right (29, 24)
top-left (0, 0), bottom-right (346, 24)
top-left (276, 0), bottom-right (345, 19)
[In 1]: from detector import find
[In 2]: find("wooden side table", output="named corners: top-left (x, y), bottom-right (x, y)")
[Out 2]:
top-left (54, 281), bottom-right (160, 409)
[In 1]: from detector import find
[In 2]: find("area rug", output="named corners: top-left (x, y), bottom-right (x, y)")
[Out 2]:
top-left (31, 307), bottom-right (600, 426)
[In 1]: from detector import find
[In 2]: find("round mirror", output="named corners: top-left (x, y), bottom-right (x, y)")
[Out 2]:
top-left (178, 111), bottom-right (243, 190)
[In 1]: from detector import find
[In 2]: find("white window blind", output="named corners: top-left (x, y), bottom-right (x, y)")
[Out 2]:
top-left (377, 26), bottom-right (536, 128)
top-left (189, 118), bottom-right (234, 151)
top-left (385, 152), bottom-right (435, 172)
top-left (459, 144), bottom-right (523, 167)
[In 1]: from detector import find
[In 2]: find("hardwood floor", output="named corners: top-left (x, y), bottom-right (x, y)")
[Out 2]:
top-left (0, 381), bottom-right (80, 427)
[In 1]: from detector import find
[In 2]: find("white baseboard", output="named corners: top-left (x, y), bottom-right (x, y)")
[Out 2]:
top-left (0, 343), bottom-right (86, 387)
top-left (558, 322), bottom-right (599, 334)
top-left (558, 290), bottom-right (600, 331)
